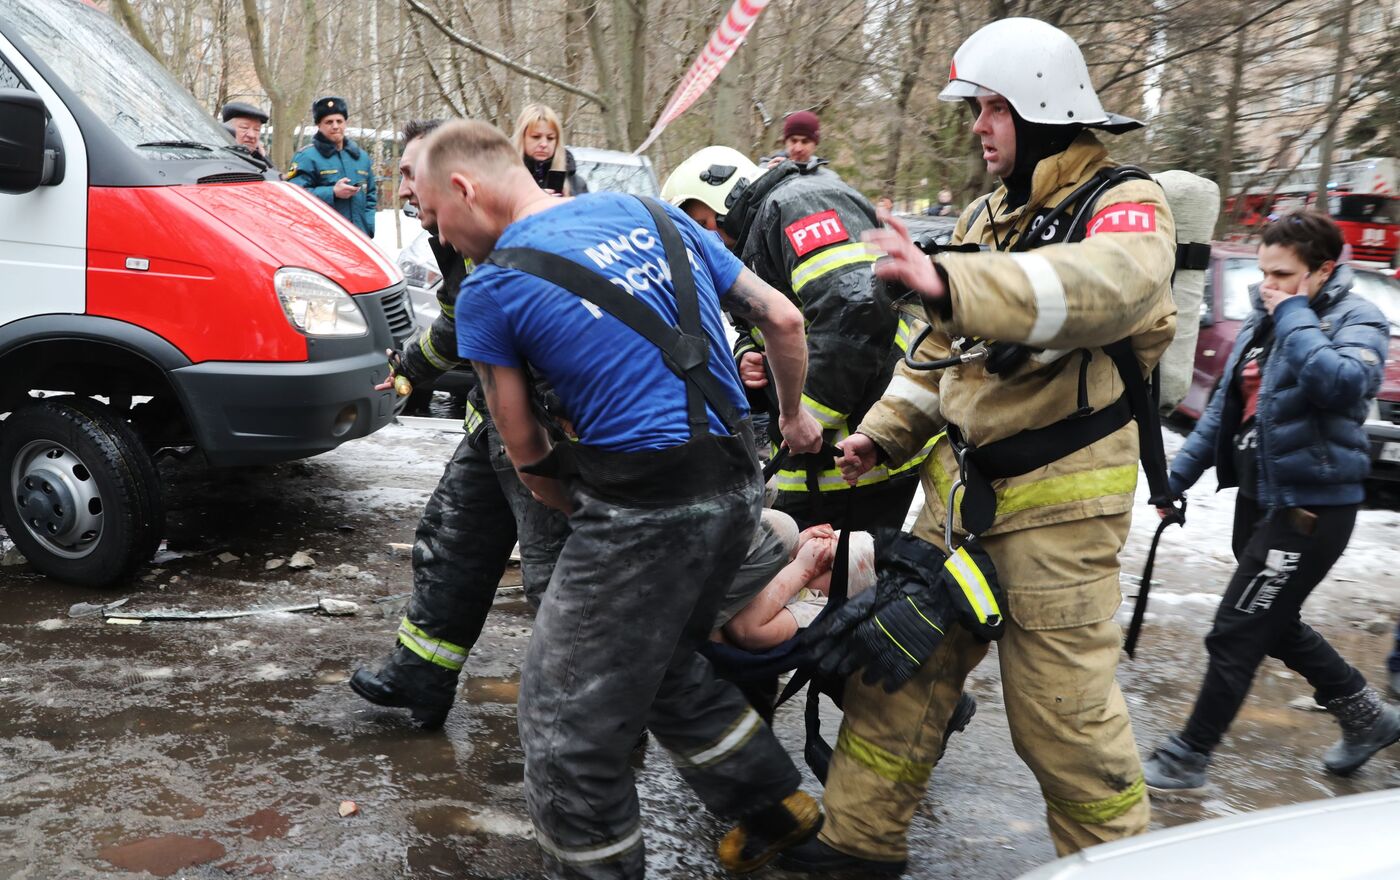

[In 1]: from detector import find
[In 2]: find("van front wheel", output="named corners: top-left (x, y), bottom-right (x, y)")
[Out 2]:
top-left (1, 397), bottom-right (164, 587)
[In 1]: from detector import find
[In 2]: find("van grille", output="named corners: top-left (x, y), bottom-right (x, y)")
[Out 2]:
top-left (381, 289), bottom-right (416, 340)
top-left (197, 172), bottom-right (267, 184)
top-left (1380, 400), bottom-right (1400, 425)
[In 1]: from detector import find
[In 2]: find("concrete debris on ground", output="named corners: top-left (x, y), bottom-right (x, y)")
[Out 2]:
top-left (330, 563), bottom-right (360, 578)
top-left (317, 598), bottom-right (360, 616)
top-left (265, 558), bottom-right (286, 570)
top-left (91, 597), bottom-right (358, 623)
top-left (69, 598), bottom-right (130, 618)
top-left (1, 544), bottom-right (26, 567)
top-left (216, 552), bottom-right (240, 564)
top-left (338, 801), bottom-right (360, 818)
top-left (288, 551), bottom-right (316, 570)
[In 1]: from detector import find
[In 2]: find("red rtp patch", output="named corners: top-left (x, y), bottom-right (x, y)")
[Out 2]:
top-left (1085, 203), bottom-right (1157, 236)
top-left (785, 210), bottom-right (850, 257)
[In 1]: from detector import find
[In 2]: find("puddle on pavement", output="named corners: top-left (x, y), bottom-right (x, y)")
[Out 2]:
top-left (98, 833), bottom-right (226, 876)
top-left (463, 676), bottom-right (520, 704)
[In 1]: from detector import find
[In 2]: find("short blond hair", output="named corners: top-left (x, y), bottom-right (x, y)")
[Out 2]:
top-left (511, 103), bottom-right (567, 174)
top-left (421, 119), bottom-right (519, 189)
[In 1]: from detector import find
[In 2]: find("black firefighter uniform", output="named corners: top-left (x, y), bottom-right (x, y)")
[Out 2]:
top-left (730, 164), bottom-right (930, 525)
top-left (818, 132), bottom-right (1178, 858)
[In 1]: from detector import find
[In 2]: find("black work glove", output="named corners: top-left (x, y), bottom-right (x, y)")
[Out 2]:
top-left (848, 578), bottom-right (954, 692)
top-left (804, 588), bottom-right (879, 682)
top-left (805, 532), bottom-right (952, 692)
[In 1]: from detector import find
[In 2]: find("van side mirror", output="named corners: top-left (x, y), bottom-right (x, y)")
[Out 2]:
top-left (0, 88), bottom-right (48, 194)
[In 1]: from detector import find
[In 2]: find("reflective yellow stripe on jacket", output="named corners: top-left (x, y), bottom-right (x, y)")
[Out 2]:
top-left (791, 242), bottom-right (877, 294)
top-left (774, 434), bottom-right (935, 493)
top-left (926, 434), bottom-right (1138, 519)
top-left (463, 400), bottom-right (485, 435)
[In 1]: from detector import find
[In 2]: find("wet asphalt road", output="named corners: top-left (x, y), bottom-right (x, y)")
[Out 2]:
top-left (2, 417), bottom-right (1399, 879)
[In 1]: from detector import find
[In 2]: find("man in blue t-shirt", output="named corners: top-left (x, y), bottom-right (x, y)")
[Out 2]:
top-left (416, 119), bottom-right (825, 878)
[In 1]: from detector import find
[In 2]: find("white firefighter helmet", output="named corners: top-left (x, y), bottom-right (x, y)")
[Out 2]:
top-left (661, 146), bottom-right (761, 218)
top-left (939, 17), bottom-right (1141, 132)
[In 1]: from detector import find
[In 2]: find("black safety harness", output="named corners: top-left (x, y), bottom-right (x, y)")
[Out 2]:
top-left (484, 194), bottom-right (854, 779)
top-left (899, 166), bottom-right (1203, 655)
top-left (484, 197), bottom-right (758, 503)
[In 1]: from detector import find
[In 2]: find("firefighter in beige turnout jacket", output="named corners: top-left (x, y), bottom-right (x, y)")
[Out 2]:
top-left (779, 18), bottom-right (1177, 874)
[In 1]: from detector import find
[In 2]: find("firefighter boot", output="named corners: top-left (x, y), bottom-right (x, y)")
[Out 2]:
top-left (717, 790), bottom-right (822, 873)
top-left (1142, 735), bottom-right (1210, 793)
top-left (350, 646), bottom-right (457, 729)
top-left (777, 695), bottom-right (973, 875)
top-left (1323, 687), bottom-right (1400, 776)
top-left (776, 836), bottom-right (906, 876)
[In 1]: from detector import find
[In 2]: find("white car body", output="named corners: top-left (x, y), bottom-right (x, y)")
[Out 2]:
top-left (1018, 789), bottom-right (1400, 880)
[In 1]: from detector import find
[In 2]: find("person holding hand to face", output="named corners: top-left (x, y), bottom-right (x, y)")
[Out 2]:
top-left (1143, 210), bottom-right (1398, 792)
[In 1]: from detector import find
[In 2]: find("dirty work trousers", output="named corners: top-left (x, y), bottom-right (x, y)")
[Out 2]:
top-left (774, 471), bottom-right (920, 532)
top-left (1179, 496), bottom-right (1364, 754)
top-left (820, 513), bottom-right (1149, 860)
top-left (519, 478), bottom-right (802, 879)
top-left (388, 420), bottom-right (570, 702)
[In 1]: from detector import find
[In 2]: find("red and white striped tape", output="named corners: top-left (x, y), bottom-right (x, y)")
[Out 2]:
top-left (633, 0), bottom-right (770, 154)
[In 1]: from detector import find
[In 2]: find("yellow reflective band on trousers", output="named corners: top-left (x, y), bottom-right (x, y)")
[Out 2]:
top-left (773, 436), bottom-right (934, 493)
top-left (835, 727), bottom-right (933, 786)
top-left (397, 617), bottom-right (469, 671)
top-left (945, 546), bottom-right (1000, 624)
top-left (927, 438), bottom-right (1138, 516)
top-left (463, 401), bottom-right (484, 435)
top-left (1043, 776), bottom-right (1146, 825)
top-left (791, 242), bottom-right (877, 294)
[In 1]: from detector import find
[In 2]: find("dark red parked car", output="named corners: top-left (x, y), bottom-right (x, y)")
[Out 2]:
top-left (1178, 245), bottom-right (1400, 481)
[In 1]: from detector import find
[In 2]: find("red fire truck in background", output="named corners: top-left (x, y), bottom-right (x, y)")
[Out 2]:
top-left (1228, 157), bottom-right (1399, 267)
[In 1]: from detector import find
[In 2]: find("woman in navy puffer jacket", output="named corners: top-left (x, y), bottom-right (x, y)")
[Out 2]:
top-left (1143, 211), bottom-right (1398, 793)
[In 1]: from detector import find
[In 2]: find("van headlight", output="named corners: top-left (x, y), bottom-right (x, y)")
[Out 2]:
top-left (274, 268), bottom-right (368, 337)
top-left (396, 232), bottom-right (442, 290)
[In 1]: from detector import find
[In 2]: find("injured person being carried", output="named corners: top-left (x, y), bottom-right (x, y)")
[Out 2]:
top-left (713, 509), bottom-right (876, 651)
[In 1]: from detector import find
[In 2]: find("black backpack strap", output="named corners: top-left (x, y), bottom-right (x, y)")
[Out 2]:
top-left (637, 197), bottom-right (710, 435)
top-left (485, 202), bottom-right (743, 436)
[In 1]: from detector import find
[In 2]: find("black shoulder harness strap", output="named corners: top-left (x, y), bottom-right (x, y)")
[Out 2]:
top-left (485, 197), bottom-right (744, 438)
top-left (950, 166), bottom-right (1184, 656)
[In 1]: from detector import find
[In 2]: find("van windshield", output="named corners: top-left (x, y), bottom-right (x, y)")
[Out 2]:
top-left (1, 0), bottom-right (232, 154)
top-left (573, 155), bottom-right (661, 197)
top-left (1351, 270), bottom-right (1400, 338)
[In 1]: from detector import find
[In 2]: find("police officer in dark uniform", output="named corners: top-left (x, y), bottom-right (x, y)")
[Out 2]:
top-left (287, 96), bottom-right (377, 236)
top-left (348, 119), bottom-right (570, 728)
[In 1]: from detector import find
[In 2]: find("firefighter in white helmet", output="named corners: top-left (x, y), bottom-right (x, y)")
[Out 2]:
top-left (777, 17), bottom-right (1177, 873)
top-left (662, 146), bottom-right (930, 535)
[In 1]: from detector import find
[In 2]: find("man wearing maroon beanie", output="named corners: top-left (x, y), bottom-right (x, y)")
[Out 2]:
top-left (782, 110), bottom-right (820, 164)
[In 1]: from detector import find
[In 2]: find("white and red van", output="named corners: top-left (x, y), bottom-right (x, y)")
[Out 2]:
top-left (0, 0), bottom-right (412, 586)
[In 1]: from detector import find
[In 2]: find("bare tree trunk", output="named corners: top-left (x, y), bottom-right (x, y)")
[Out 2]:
top-left (582, 0), bottom-right (625, 148)
top-left (242, 0), bottom-right (321, 168)
top-left (1314, 0), bottom-right (1353, 207)
top-left (884, 0), bottom-right (936, 201)
top-left (1214, 16), bottom-right (1247, 235)
top-left (111, 0), bottom-right (164, 64)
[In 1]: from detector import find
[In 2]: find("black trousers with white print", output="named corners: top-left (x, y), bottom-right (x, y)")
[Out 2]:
top-left (1180, 494), bottom-right (1366, 754)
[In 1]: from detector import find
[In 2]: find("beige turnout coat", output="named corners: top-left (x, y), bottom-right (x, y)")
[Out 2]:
top-left (860, 132), bottom-right (1177, 544)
